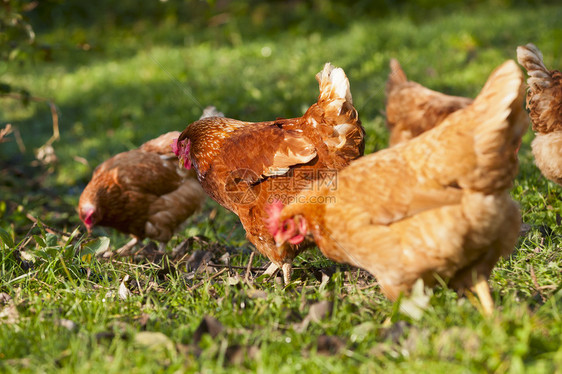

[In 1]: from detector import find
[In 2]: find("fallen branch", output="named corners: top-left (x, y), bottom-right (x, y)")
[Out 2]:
top-left (244, 251), bottom-right (255, 282)
top-left (0, 123), bottom-right (12, 142)
top-left (1, 92), bottom-right (60, 148)
top-left (25, 213), bottom-right (77, 239)
top-left (530, 264), bottom-right (546, 302)
top-left (203, 263), bottom-right (311, 271)
top-left (15, 221), bottom-right (37, 253)
top-left (187, 268), bottom-right (228, 291)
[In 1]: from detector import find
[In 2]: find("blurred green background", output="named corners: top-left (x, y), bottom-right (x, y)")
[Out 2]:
top-left (1, 0), bottom-right (561, 233)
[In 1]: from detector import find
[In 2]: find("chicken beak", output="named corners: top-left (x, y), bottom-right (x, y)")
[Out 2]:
top-left (276, 242), bottom-right (290, 260)
top-left (274, 232), bottom-right (286, 249)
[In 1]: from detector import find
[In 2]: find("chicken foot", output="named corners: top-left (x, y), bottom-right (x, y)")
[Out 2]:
top-left (263, 262), bottom-right (279, 277)
top-left (471, 276), bottom-right (494, 316)
top-left (262, 262), bottom-right (293, 285)
top-left (281, 263), bottom-right (292, 285)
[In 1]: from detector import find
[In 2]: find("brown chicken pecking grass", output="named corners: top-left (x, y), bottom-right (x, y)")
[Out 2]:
top-left (174, 63), bottom-right (365, 284)
top-left (269, 60), bottom-right (529, 315)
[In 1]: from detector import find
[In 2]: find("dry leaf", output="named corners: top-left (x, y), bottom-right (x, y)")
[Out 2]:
top-left (225, 345), bottom-right (259, 365)
top-left (34, 144), bottom-right (57, 166)
top-left (398, 278), bottom-right (430, 320)
top-left (0, 292), bottom-right (12, 304)
top-left (350, 321), bottom-right (376, 343)
top-left (379, 320), bottom-right (410, 344)
top-left (176, 342), bottom-right (202, 358)
top-left (0, 303), bottom-right (19, 324)
top-left (135, 331), bottom-right (175, 353)
top-left (316, 335), bottom-right (345, 356)
top-left (295, 301), bottom-right (333, 332)
top-left (57, 318), bottom-right (78, 332)
top-left (308, 301), bottom-right (333, 323)
top-left (118, 275), bottom-right (131, 300)
top-left (186, 250), bottom-right (213, 272)
top-left (136, 313), bottom-right (151, 328)
top-left (3, 358), bottom-right (31, 369)
top-left (0, 293), bottom-right (19, 325)
top-left (170, 240), bottom-right (190, 260)
top-left (246, 289), bottom-right (267, 299)
top-left (193, 315), bottom-right (224, 345)
top-left (227, 274), bottom-right (241, 286)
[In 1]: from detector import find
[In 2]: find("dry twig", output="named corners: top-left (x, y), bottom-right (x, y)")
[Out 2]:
top-left (530, 264), bottom-right (546, 302)
top-left (0, 124), bottom-right (12, 142)
top-left (187, 268), bottom-right (228, 292)
top-left (1, 93), bottom-right (60, 158)
top-left (245, 251), bottom-right (255, 282)
top-left (25, 213), bottom-right (76, 238)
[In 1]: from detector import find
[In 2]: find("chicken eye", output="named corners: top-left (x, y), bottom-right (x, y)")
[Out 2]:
top-left (282, 220), bottom-right (294, 233)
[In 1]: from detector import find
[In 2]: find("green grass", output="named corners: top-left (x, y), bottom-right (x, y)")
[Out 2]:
top-left (2, 1), bottom-right (562, 372)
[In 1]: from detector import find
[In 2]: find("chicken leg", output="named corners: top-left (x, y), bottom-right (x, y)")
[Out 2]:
top-left (263, 262), bottom-right (279, 277)
top-left (281, 263), bottom-right (293, 285)
top-left (262, 262), bottom-right (293, 285)
top-left (471, 276), bottom-right (494, 316)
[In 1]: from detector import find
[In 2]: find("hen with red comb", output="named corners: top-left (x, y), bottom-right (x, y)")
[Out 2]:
top-left (175, 63), bottom-right (365, 283)
top-left (77, 105), bottom-right (221, 257)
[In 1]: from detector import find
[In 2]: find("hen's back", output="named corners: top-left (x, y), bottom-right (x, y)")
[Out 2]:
top-left (517, 43), bottom-right (562, 133)
top-left (80, 137), bottom-right (205, 241)
top-left (385, 59), bottom-right (473, 146)
top-left (321, 60), bottom-right (526, 302)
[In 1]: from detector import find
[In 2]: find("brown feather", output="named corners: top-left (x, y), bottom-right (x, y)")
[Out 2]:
top-left (517, 43), bottom-right (562, 185)
top-left (177, 63), bottom-right (365, 268)
top-left (279, 60), bottom-right (526, 301)
top-left (78, 132), bottom-right (206, 244)
top-left (385, 58), bottom-right (473, 146)
top-left (138, 131), bottom-right (180, 155)
top-left (517, 43), bottom-right (562, 134)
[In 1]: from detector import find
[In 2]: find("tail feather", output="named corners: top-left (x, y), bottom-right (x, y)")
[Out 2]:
top-left (385, 59), bottom-right (408, 96)
top-left (467, 60), bottom-right (527, 191)
top-left (418, 60), bottom-right (527, 193)
top-left (517, 43), bottom-right (561, 134)
top-left (200, 105), bottom-right (225, 119)
top-left (311, 63), bottom-right (364, 160)
top-left (316, 62), bottom-right (353, 106)
top-left (517, 43), bottom-right (552, 90)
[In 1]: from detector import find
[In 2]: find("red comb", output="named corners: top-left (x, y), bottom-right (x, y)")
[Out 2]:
top-left (171, 138), bottom-right (180, 156)
top-left (265, 199), bottom-right (284, 235)
top-left (172, 138), bottom-right (192, 169)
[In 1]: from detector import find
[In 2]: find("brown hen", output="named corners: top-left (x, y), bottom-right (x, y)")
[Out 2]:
top-left (78, 130), bottom-right (207, 257)
top-left (385, 58), bottom-right (473, 146)
top-left (517, 43), bottom-right (562, 184)
top-left (270, 60), bottom-right (528, 314)
top-left (174, 63), bottom-right (365, 283)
